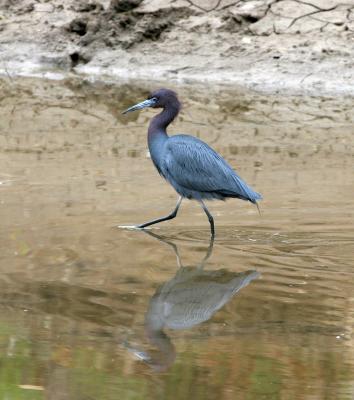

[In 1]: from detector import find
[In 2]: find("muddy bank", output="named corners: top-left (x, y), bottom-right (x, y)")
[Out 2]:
top-left (1, 0), bottom-right (354, 94)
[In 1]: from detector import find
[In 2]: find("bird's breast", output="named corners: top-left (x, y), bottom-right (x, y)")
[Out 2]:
top-left (148, 132), bottom-right (168, 173)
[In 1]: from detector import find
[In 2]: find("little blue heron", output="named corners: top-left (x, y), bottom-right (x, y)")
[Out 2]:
top-left (123, 88), bottom-right (262, 236)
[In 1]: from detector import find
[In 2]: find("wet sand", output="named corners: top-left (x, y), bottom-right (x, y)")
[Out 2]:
top-left (0, 76), bottom-right (353, 399)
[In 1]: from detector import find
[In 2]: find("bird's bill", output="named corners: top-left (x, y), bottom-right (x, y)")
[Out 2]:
top-left (122, 98), bottom-right (157, 114)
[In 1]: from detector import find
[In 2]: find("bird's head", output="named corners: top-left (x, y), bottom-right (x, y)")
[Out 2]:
top-left (122, 88), bottom-right (181, 114)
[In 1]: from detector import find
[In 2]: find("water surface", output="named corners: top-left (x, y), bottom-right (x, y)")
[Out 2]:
top-left (0, 76), bottom-right (353, 399)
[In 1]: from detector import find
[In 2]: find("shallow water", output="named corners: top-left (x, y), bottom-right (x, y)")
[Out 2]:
top-left (0, 76), bottom-right (353, 399)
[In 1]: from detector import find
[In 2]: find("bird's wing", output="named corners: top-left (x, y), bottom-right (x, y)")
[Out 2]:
top-left (162, 135), bottom-right (260, 200)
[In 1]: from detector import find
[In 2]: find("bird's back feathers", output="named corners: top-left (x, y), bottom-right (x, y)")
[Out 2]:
top-left (161, 135), bottom-right (262, 202)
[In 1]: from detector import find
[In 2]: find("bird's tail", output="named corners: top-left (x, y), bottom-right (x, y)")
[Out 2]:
top-left (249, 191), bottom-right (262, 202)
top-left (217, 173), bottom-right (262, 204)
top-left (230, 173), bottom-right (262, 204)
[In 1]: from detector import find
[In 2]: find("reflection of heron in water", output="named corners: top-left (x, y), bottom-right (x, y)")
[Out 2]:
top-left (125, 232), bottom-right (259, 372)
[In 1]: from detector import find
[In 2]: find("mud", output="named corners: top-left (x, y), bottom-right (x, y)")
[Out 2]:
top-left (1, 0), bottom-right (354, 94)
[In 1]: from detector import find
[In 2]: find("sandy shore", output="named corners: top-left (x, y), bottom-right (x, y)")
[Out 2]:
top-left (1, 0), bottom-right (354, 95)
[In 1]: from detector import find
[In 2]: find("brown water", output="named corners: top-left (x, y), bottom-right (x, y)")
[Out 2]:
top-left (0, 76), bottom-right (353, 400)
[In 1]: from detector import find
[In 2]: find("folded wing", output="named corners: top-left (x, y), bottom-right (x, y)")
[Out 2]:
top-left (161, 135), bottom-right (262, 202)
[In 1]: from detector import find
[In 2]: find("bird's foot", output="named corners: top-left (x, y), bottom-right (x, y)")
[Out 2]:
top-left (117, 225), bottom-right (158, 231)
top-left (117, 225), bottom-right (141, 230)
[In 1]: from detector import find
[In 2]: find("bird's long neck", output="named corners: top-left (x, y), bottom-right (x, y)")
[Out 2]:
top-left (148, 104), bottom-right (179, 139)
top-left (148, 103), bottom-right (180, 165)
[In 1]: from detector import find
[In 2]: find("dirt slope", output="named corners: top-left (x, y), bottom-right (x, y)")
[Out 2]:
top-left (1, 0), bottom-right (354, 94)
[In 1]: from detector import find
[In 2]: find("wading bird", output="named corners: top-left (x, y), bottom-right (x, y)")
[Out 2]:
top-left (123, 89), bottom-right (262, 236)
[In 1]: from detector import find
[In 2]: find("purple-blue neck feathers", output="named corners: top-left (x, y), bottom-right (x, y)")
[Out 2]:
top-left (147, 91), bottom-right (181, 169)
top-left (148, 98), bottom-right (181, 139)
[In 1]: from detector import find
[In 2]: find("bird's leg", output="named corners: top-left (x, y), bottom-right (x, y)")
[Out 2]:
top-left (137, 196), bottom-right (183, 229)
top-left (198, 200), bottom-right (215, 237)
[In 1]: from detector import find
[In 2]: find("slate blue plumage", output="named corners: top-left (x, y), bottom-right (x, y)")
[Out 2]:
top-left (123, 88), bottom-right (262, 235)
top-left (161, 135), bottom-right (261, 202)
